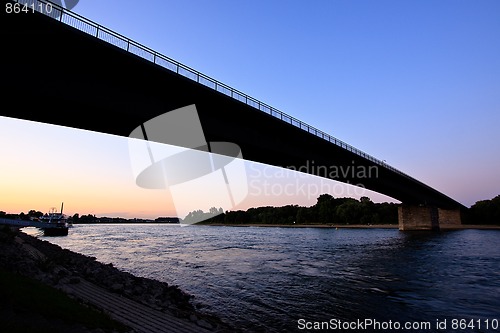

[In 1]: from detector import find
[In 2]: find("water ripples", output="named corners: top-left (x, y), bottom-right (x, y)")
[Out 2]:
top-left (40, 225), bottom-right (500, 332)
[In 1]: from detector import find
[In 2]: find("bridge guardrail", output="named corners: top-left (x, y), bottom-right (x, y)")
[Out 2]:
top-left (13, 0), bottom-right (416, 181)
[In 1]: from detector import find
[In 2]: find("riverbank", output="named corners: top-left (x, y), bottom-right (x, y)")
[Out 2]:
top-left (0, 226), bottom-right (237, 333)
top-left (199, 223), bottom-right (500, 230)
top-left (200, 223), bottom-right (398, 228)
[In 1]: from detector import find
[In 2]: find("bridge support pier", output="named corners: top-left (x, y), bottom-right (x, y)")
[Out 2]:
top-left (437, 208), bottom-right (462, 228)
top-left (398, 205), bottom-right (439, 231)
top-left (398, 205), bottom-right (462, 231)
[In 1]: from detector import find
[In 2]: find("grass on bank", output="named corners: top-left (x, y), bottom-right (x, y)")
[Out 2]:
top-left (0, 268), bottom-right (129, 333)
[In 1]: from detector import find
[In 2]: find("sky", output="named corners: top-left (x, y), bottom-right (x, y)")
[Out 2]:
top-left (1, 0), bottom-right (499, 219)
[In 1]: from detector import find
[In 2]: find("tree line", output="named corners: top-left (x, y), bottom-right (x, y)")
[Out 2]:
top-left (0, 211), bottom-right (177, 224)
top-left (466, 195), bottom-right (500, 225)
top-left (196, 194), bottom-right (399, 225)
top-left (2, 194), bottom-right (498, 225)
top-left (194, 194), bottom-right (500, 226)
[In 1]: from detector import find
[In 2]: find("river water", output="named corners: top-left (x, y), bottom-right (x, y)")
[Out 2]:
top-left (36, 225), bottom-right (499, 332)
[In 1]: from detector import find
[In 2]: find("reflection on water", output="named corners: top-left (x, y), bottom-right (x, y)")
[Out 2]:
top-left (38, 225), bottom-right (500, 332)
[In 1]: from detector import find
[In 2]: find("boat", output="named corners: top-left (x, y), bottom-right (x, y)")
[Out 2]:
top-left (39, 203), bottom-right (69, 236)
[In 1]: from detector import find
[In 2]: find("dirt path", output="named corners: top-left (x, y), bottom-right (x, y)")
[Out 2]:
top-left (61, 279), bottom-right (212, 333)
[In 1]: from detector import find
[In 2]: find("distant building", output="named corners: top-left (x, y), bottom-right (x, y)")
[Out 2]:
top-left (155, 217), bottom-right (180, 224)
top-left (98, 217), bottom-right (114, 223)
top-left (129, 218), bottom-right (155, 223)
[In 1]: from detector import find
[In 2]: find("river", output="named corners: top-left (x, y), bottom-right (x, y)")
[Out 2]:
top-left (35, 225), bottom-right (499, 332)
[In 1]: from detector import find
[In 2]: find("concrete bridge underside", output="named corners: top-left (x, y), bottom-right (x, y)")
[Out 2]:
top-left (1, 5), bottom-right (464, 229)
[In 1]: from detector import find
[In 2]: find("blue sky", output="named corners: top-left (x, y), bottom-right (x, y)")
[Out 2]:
top-left (1, 0), bottom-right (499, 218)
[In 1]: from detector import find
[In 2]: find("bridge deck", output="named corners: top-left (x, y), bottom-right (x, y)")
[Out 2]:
top-left (0, 0), bottom-right (464, 209)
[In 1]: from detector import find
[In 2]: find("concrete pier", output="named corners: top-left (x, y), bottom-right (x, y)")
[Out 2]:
top-left (398, 205), bottom-right (463, 231)
top-left (438, 208), bottom-right (462, 227)
top-left (398, 205), bottom-right (440, 231)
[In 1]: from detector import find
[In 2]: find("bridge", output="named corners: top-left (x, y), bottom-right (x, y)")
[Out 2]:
top-left (1, 0), bottom-right (465, 230)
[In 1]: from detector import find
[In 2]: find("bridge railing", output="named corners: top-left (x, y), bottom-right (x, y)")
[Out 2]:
top-left (13, 0), bottom-right (415, 181)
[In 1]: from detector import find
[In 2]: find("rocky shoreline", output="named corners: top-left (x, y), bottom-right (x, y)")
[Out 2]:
top-left (0, 226), bottom-right (238, 333)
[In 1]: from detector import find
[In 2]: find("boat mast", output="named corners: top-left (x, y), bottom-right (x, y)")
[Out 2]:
top-left (60, 202), bottom-right (64, 214)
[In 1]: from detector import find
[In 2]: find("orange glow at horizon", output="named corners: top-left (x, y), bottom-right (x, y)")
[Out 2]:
top-left (0, 117), bottom-right (177, 219)
top-left (1, 117), bottom-right (398, 220)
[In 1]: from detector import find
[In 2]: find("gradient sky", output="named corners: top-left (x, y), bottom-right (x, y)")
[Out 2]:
top-left (1, 0), bottom-right (499, 218)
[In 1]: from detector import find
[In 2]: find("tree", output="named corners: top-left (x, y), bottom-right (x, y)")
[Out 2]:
top-left (360, 196), bottom-right (371, 204)
top-left (79, 214), bottom-right (97, 223)
top-left (468, 195), bottom-right (500, 225)
top-left (296, 206), bottom-right (316, 224)
top-left (28, 210), bottom-right (43, 219)
top-left (335, 199), bottom-right (361, 224)
top-left (315, 194), bottom-right (334, 223)
top-left (183, 210), bottom-right (205, 224)
top-left (224, 210), bottom-right (249, 224)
